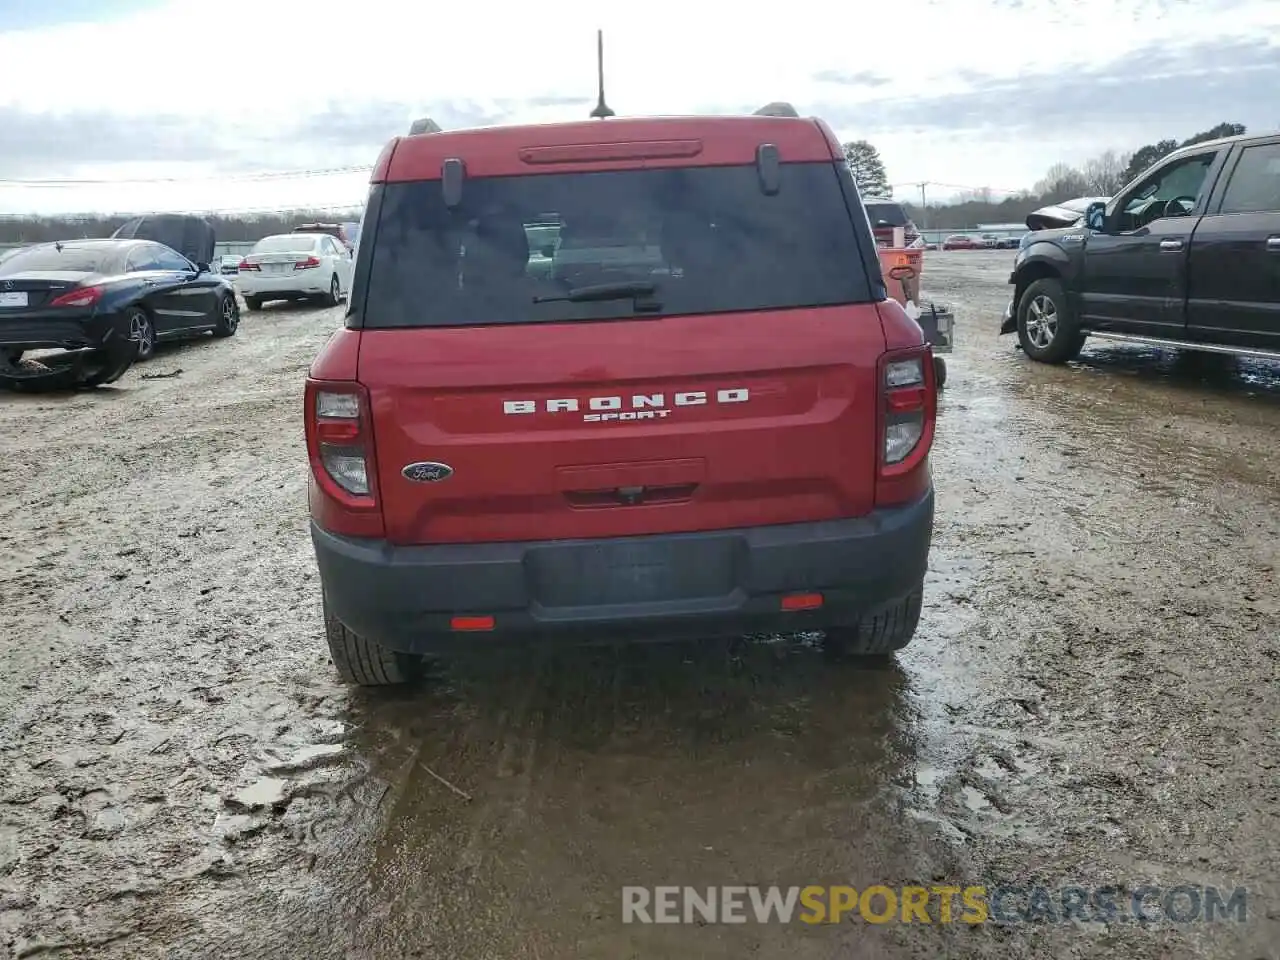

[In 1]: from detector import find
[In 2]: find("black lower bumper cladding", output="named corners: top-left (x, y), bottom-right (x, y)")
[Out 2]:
top-left (0, 316), bottom-right (136, 391)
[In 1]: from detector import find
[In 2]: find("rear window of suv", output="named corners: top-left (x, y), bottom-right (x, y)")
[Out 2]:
top-left (359, 162), bottom-right (872, 328)
top-left (863, 202), bottom-right (909, 227)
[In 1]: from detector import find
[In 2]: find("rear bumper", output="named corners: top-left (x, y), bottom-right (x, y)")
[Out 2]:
top-left (237, 272), bottom-right (329, 297)
top-left (312, 489), bottom-right (935, 653)
top-left (0, 310), bottom-right (116, 349)
top-left (0, 311), bottom-right (135, 388)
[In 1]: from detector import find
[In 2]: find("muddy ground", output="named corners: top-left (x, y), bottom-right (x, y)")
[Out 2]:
top-left (1, 252), bottom-right (1277, 960)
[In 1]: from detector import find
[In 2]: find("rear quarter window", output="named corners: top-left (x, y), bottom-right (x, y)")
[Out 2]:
top-left (358, 162), bottom-right (873, 328)
top-left (1219, 143), bottom-right (1280, 214)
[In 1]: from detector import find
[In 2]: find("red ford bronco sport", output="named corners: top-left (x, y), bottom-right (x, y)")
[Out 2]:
top-left (305, 104), bottom-right (937, 685)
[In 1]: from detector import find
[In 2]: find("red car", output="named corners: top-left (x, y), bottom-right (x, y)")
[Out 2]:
top-left (941, 234), bottom-right (978, 250)
top-left (863, 197), bottom-right (925, 248)
top-left (305, 106), bottom-right (938, 685)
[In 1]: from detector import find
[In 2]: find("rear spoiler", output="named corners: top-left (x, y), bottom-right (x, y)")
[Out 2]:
top-left (403, 105), bottom-right (797, 205)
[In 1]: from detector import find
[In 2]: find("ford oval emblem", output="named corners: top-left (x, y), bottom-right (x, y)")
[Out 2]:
top-left (402, 461), bottom-right (453, 483)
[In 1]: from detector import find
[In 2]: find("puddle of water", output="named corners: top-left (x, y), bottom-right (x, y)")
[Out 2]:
top-left (960, 785), bottom-right (991, 812)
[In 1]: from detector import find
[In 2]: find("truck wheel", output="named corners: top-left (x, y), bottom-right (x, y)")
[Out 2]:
top-left (1016, 278), bottom-right (1085, 364)
top-left (823, 587), bottom-right (923, 658)
top-left (933, 356), bottom-right (947, 388)
top-left (322, 593), bottom-right (421, 686)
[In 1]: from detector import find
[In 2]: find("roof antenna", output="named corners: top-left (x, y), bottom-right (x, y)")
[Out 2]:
top-left (589, 29), bottom-right (615, 119)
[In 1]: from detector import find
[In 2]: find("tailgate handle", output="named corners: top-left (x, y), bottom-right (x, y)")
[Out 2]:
top-left (564, 483), bottom-right (698, 509)
top-left (557, 458), bottom-right (705, 508)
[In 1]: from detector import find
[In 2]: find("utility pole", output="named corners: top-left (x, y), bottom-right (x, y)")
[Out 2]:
top-left (917, 182), bottom-right (928, 230)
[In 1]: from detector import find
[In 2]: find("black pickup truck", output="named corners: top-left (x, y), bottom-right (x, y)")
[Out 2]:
top-left (1001, 131), bottom-right (1280, 364)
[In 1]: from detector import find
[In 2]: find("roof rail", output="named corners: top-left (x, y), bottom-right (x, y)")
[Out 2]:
top-left (753, 102), bottom-right (800, 118)
top-left (408, 117), bottom-right (442, 135)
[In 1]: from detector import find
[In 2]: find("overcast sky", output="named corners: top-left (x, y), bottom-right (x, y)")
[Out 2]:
top-left (1, 0), bottom-right (1278, 215)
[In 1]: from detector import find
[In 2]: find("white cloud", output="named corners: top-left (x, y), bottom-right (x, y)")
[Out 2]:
top-left (1, 0), bottom-right (1278, 213)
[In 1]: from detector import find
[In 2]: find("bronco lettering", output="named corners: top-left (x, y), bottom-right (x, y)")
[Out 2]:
top-left (503, 388), bottom-right (750, 418)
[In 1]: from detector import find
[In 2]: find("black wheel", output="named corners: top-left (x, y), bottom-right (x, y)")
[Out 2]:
top-left (326, 274), bottom-right (341, 307)
top-left (1016, 278), bottom-right (1086, 364)
top-left (126, 307), bottom-right (156, 361)
top-left (244, 295), bottom-right (263, 311)
top-left (933, 356), bottom-right (947, 388)
top-left (213, 294), bottom-right (239, 338)
top-left (823, 587), bottom-right (923, 659)
top-left (323, 593), bottom-right (421, 686)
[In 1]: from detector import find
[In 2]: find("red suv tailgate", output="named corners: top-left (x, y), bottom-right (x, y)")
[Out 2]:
top-left (359, 307), bottom-right (884, 544)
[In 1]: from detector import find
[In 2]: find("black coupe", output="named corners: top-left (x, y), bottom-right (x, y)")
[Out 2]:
top-left (0, 238), bottom-right (239, 390)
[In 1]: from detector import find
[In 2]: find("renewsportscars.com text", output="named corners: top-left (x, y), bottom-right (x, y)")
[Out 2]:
top-left (621, 885), bottom-right (1249, 925)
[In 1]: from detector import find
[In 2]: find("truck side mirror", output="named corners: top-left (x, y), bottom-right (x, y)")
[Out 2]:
top-left (1085, 201), bottom-right (1106, 232)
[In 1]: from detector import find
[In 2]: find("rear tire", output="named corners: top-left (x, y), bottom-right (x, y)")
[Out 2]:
top-left (323, 594), bottom-right (421, 686)
top-left (127, 307), bottom-right (155, 361)
top-left (244, 295), bottom-right (263, 311)
top-left (823, 587), bottom-right (923, 659)
top-left (933, 356), bottom-right (947, 388)
top-left (1016, 278), bottom-right (1085, 364)
top-left (326, 274), bottom-right (340, 307)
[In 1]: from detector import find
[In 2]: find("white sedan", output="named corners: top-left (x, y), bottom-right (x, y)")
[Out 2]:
top-left (236, 233), bottom-right (353, 310)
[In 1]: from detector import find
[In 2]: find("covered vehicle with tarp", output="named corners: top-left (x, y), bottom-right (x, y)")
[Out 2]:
top-left (112, 214), bottom-right (216, 267)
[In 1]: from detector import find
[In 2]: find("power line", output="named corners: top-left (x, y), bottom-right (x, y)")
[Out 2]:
top-left (0, 165), bottom-right (373, 187)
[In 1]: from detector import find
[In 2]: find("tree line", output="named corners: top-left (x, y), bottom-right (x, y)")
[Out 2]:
top-left (841, 121), bottom-right (1246, 230)
top-left (0, 209), bottom-right (356, 246)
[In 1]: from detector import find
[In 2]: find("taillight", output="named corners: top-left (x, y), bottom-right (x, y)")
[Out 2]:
top-left (876, 347), bottom-right (936, 506)
top-left (239, 259), bottom-right (259, 271)
top-left (304, 380), bottom-right (384, 535)
top-left (295, 256), bottom-right (321, 270)
top-left (307, 386), bottom-right (373, 498)
top-left (49, 285), bottom-right (104, 308)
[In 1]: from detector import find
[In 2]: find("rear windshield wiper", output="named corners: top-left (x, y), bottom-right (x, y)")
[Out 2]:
top-left (533, 281), bottom-right (660, 309)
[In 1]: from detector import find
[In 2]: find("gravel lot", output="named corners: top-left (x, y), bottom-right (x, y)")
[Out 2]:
top-left (1, 252), bottom-right (1277, 959)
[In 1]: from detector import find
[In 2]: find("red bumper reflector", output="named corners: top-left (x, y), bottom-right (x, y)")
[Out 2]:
top-left (781, 592), bottom-right (823, 611)
top-left (450, 615), bottom-right (495, 632)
